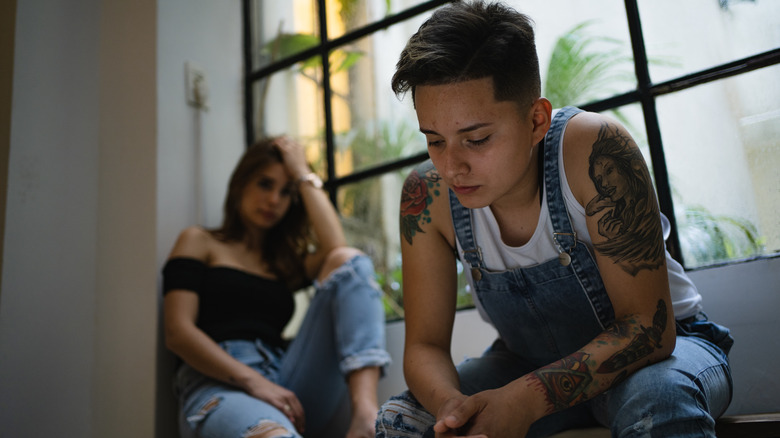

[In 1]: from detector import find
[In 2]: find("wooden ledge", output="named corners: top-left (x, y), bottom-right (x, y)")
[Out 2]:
top-left (715, 413), bottom-right (780, 438)
top-left (547, 413), bottom-right (780, 438)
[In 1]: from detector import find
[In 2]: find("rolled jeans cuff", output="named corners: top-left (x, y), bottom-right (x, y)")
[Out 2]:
top-left (340, 348), bottom-right (392, 376)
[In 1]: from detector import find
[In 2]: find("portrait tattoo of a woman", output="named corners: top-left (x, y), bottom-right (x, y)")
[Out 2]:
top-left (586, 123), bottom-right (664, 275)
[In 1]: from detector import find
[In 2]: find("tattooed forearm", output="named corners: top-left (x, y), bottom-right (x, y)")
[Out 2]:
top-left (603, 319), bottom-right (633, 339)
top-left (530, 300), bottom-right (668, 413)
top-left (400, 161), bottom-right (441, 245)
top-left (597, 300), bottom-right (667, 373)
top-left (533, 352), bottom-right (593, 411)
top-left (586, 123), bottom-right (664, 276)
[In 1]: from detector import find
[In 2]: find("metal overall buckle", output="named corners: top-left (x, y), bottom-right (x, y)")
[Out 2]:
top-left (553, 232), bottom-right (577, 266)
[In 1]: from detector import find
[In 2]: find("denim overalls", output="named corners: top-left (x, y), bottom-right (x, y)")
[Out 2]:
top-left (377, 107), bottom-right (733, 438)
top-left (453, 106), bottom-right (614, 367)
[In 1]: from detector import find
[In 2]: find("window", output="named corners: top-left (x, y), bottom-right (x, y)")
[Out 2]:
top-left (244, 0), bottom-right (780, 320)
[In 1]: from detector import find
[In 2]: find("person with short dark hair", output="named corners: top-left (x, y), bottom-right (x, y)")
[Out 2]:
top-left (377, 2), bottom-right (733, 437)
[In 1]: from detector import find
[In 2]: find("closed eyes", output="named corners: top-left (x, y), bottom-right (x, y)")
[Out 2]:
top-left (467, 135), bottom-right (490, 146)
top-left (426, 135), bottom-right (491, 148)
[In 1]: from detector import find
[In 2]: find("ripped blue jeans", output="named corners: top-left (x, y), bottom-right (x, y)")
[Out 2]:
top-left (174, 255), bottom-right (391, 438)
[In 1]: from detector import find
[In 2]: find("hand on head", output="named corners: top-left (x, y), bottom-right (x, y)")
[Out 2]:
top-left (272, 136), bottom-right (310, 181)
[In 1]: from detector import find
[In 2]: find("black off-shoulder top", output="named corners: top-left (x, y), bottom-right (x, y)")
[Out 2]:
top-left (162, 257), bottom-right (295, 348)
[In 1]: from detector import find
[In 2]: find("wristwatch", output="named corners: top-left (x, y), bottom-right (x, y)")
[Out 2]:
top-left (298, 172), bottom-right (324, 189)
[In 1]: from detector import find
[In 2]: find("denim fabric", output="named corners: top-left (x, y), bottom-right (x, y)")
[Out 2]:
top-left (377, 107), bottom-right (733, 437)
top-left (175, 254), bottom-right (391, 438)
top-left (452, 107), bottom-right (614, 367)
top-left (594, 335), bottom-right (732, 437)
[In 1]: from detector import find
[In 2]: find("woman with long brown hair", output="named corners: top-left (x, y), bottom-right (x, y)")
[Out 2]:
top-left (163, 136), bottom-right (390, 438)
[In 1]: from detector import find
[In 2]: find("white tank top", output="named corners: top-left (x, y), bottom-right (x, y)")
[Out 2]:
top-left (456, 113), bottom-right (703, 321)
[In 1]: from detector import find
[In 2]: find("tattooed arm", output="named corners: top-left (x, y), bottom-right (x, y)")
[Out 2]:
top-left (397, 160), bottom-right (470, 422)
top-left (435, 112), bottom-right (675, 437)
top-left (531, 111), bottom-right (676, 410)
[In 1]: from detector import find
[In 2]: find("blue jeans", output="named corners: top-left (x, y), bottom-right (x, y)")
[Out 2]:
top-left (376, 318), bottom-right (732, 438)
top-left (175, 254), bottom-right (391, 438)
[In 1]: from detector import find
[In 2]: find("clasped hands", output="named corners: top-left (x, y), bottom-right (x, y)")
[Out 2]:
top-left (433, 387), bottom-right (536, 438)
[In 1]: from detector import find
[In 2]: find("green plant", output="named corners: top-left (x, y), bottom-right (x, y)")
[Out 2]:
top-left (335, 119), bottom-right (421, 320)
top-left (544, 21), bottom-right (634, 109)
top-left (544, 20), bottom-right (677, 128)
top-left (261, 33), bottom-right (363, 83)
top-left (254, 30), bottom-right (364, 138)
top-left (677, 205), bottom-right (765, 267)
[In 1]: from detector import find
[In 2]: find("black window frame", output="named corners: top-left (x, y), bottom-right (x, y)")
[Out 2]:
top-left (242, 0), bottom-right (780, 268)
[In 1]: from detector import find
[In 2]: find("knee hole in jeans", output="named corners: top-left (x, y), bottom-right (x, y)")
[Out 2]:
top-left (317, 247), bottom-right (365, 283)
top-left (186, 396), bottom-right (222, 423)
top-left (242, 419), bottom-right (296, 438)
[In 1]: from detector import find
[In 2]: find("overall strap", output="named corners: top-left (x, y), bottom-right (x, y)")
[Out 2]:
top-left (448, 106), bottom-right (585, 280)
top-left (449, 189), bottom-right (483, 278)
top-left (543, 106), bottom-right (583, 254)
top-left (544, 106), bottom-right (614, 326)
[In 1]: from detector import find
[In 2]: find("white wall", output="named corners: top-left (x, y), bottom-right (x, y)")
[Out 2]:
top-left (0, 1), bottom-right (243, 437)
top-left (1, 0), bottom-right (159, 436)
top-left (1, 2), bottom-right (102, 435)
top-left (156, 1), bottom-right (245, 436)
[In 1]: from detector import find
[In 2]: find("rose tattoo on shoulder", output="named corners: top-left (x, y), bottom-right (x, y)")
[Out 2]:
top-left (400, 161), bottom-right (441, 245)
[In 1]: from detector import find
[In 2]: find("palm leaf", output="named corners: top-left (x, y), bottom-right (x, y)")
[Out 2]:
top-left (545, 20), bottom-right (634, 109)
top-left (678, 205), bottom-right (765, 266)
top-left (261, 32), bottom-right (364, 75)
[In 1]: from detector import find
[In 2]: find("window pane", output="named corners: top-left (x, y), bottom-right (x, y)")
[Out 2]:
top-left (639, 0), bottom-right (780, 84)
top-left (338, 168), bottom-right (472, 321)
top-left (252, 66), bottom-right (327, 177)
top-left (326, 0), bottom-right (436, 39)
top-left (656, 65), bottom-right (780, 268)
top-left (328, 29), bottom-right (427, 177)
top-left (503, 0), bottom-right (635, 108)
top-left (250, 0), bottom-right (320, 71)
top-left (338, 172), bottom-right (405, 320)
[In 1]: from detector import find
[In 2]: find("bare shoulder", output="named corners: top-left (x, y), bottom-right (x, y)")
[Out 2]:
top-left (399, 159), bottom-right (454, 248)
top-left (168, 225), bottom-right (214, 261)
top-left (562, 111), bottom-right (623, 152)
top-left (565, 112), bottom-right (665, 276)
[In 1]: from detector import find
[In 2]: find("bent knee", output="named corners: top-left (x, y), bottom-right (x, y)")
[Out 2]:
top-left (317, 247), bottom-right (365, 281)
top-left (324, 246), bottom-right (364, 267)
top-left (609, 368), bottom-right (723, 434)
top-left (377, 393), bottom-right (435, 437)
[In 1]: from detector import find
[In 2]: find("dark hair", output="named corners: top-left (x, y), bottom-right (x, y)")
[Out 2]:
top-left (211, 138), bottom-right (309, 288)
top-left (392, 0), bottom-right (540, 108)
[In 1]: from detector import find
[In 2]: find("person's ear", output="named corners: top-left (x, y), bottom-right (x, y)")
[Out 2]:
top-left (530, 98), bottom-right (552, 145)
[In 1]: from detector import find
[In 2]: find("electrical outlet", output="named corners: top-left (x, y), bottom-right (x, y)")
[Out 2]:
top-left (185, 62), bottom-right (208, 109)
